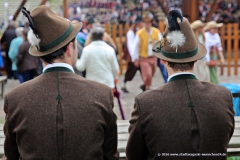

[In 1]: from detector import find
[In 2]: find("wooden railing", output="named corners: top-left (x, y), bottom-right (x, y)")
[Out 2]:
top-left (219, 23), bottom-right (240, 76)
top-left (103, 22), bottom-right (240, 76)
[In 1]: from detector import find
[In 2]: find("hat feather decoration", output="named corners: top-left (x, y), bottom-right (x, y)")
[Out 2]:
top-left (21, 7), bottom-right (41, 49)
top-left (166, 10), bottom-right (185, 52)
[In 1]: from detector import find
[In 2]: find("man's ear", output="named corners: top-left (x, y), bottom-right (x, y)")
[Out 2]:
top-left (66, 42), bottom-right (73, 57)
top-left (161, 59), bottom-right (167, 64)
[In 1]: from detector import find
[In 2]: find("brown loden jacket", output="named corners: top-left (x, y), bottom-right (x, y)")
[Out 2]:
top-left (126, 74), bottom-right (235, 160)
top-left (3, 67), bottom-right (119, 160)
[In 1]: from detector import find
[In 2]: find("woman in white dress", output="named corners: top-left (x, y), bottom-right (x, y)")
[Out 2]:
top-left (203, 21), bottom-right (225, 84)
top-left (191, 20), bottom-right (210, 82)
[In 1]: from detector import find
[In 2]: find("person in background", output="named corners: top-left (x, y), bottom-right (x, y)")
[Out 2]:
top-left (203, 21), bottom-right (225, 84)
top-left (71, 19), bottom-right (85, 77)
top-left (86, 17), bottom-right (94, 33)
top-left (191, 20), bottom-right (210, 82)
top-left (131, 12), bottom-right (162, 91)
top-left (121, 15), bottom-right (143, 93)
top-left (0, 21), bottom-right (17, 79)
top-left (126, 10), bottom-right (234, 160)
top-left (16, 29), bottom-right (39, 82)
top-left (76, 26), bottom-right (119, 89)
top-left (8, 27), bottom-right (24, 83)
top-left (84, 23), bottom-right (117, 50)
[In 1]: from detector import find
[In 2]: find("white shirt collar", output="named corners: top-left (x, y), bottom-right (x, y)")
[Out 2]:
top-left (43, 62), bottom-right (75, 73)
top-left (167, 72), bottom-right (195, 82)
top-left (145, 27), bottom-right (152, 35)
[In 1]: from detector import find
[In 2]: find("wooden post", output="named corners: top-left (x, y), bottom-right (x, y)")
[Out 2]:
top-left (40, 0), bottom-right (47, 5)
top-left (63, 0), bottom-right (68, 18)
top-left (158, 21), bottom-right (165, 33)
top-left (105, 24), bottom-right (110, 35)
top-left (112, 24), bottom-right (117, 44)
top-left (124, 23), bottom-right (129, 36)
top-left (119, 24), bottom-right (123, 74)
top-left (190, 0), bottom-right (198, 22)
top-left (158, 1), bottom-right (168, 16)
top-left (182, 0), bottom-right (198, 22)
top-left (227, 24), bottom-right (232, 76)
top-left (206, 0), bottom-right (219, 22)
top-left (12, 0), bottom-right (27, 21)
top-left (233, 23), bottom-right (239, 75)
top-left (220, 25), bottom-right (225, 75)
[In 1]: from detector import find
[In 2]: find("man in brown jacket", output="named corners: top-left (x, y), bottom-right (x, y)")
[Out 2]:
top-left (126, 10), bottom-right (235, 160)
top-left (17, 29), bottom-right (39, 82)
top-left (3, 6), bottom-right (119, 160)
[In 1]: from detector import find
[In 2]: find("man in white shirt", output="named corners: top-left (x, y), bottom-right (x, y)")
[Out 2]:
top-left (122, 16), bottom-right (143, 93)
top-left (76, 26), bottom-right (119, 89)
top-left (130, 12), bottom-right (162, 91)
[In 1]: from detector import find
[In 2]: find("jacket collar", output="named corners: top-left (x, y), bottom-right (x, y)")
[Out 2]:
top-left (90, 40), bottom-right (106, 45)
top-left (168, 73), bottom-right (197, 83)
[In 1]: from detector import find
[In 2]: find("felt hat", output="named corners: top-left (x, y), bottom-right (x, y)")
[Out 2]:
top-left (203, 21), bottom-right (223, 32)
top-left (191, 20), bottom-right (205, 30)
top-left (21, 5), bottom-right (82, 56)
top-left (153, 10), bottom-right (207, 63)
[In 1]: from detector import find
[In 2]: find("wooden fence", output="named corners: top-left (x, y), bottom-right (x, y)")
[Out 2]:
top-left (103, 22), bottom-right (240, 76)
top-left (220, 23), bottom-right (240, 76)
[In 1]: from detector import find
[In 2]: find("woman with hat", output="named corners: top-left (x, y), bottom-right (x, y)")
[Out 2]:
top-left (191, 20), bottom-right (210, 82)
top-left (203, 21), bottom-right (225, 84)
top-left (121, 15), bottom-right (143, 93)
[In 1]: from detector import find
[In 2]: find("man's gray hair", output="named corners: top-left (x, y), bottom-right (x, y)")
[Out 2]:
top-left (91, 26), bottom-right (104, 41)
top-left (15, 27), bottom-right (24, 37)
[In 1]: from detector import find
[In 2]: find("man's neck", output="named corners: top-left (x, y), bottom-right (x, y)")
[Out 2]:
top-left (168, 70), bottom-right (194, 78)
top-left (146, 27), bottom-right (151, 33)
top-left (43, 60), bottom-right (72, 68)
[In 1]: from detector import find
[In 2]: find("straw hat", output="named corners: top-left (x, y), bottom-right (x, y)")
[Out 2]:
top-left (142, 12), bottom-right (154, 22)
top-left (21, 5), bottom-right (82, 56)
top-left (191, 20), bottom-right (205, 30)
top-left (153, 10), bottom-right (206, 63)
top-left (203, 21), bottom-right (223, 32)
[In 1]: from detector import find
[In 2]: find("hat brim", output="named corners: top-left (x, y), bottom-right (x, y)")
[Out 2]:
top-left (203, 23), bottom-right (223, 32)
top-left (29, 22), bottom-right (82, 57)
top-left (191, 23), bottom-right (205, 30)
top-left (153, 42), bottom-right (207, 63)
top-left (143, 17), bottom-right (152, 22)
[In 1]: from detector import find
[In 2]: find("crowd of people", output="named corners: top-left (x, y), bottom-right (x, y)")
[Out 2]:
top-left (0, 22), bottom-right (40, 83)
top-left (199, 0), bottom-right (240, 23)
top-left (0, 5), bottom-right (236, 159)
top-left (68, 0), bottom-right (173, 25)
top-left (0, 1), bottom-right (229, 92)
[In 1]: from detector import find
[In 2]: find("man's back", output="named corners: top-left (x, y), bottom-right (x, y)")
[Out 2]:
top-left (76, 41), bottom-right (119, 88)
top-left (4, 71), bottom-right (119, 159)
top-left (126, 78), bottom-right (235, 160)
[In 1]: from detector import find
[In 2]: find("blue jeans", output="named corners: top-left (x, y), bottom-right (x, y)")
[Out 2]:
top-left (157, 59), bottom-right (168, 83)
top-left (13, 71), bottom-right (24, 83)
top-left (21, 69), bottom-right (36, 82)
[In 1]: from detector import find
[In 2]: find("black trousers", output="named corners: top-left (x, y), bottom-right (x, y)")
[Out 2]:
top-left (124, 61), bottom-right (140, 83)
